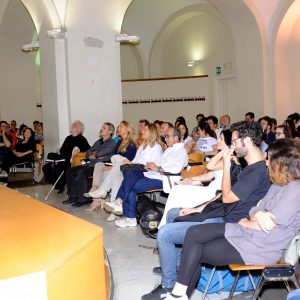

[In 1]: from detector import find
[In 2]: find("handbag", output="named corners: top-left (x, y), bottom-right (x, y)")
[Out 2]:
top-left (174, 196), bottom-right (237, 223)
top-left (120, 163), bottom-right (146, 176)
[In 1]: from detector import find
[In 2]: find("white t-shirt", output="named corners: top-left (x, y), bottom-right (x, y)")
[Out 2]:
top-left (183, 136), bottom-right (193, 145)
top-left (195, 137), bottom-right (217, 152)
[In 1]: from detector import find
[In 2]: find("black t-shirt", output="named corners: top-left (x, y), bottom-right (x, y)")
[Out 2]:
top-left (15, 138), bottom-right (36, 153)
top-left (224, 160), bottom-right (271, 223)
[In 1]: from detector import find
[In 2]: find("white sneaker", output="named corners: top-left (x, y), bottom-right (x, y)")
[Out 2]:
top-left (106, 213), bottom-right (116, 222)
top-left (115, 217), bottom-right (137, 228)
top-left (104, 199), bottom-right (123, 215)
top-left (165, 293), bottom-right (188, 300)
top-left (89, 188), bottom-right (107, 199)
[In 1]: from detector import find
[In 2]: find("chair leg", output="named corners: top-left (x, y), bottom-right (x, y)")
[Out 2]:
top-left (201, 266), bottom-right (216, 300)
top-left (228, 271), bottom-right (240, 300)
top-left (288, 274), bottom-right (300, 291)
top-left (284, 280), bottom-right (293, 293)
top-left (247, 270), bottom-right (257, 289)
top-left (251, 276), bottom-right (265, 300)
top-left (292, 274), bottom-right (300, 289)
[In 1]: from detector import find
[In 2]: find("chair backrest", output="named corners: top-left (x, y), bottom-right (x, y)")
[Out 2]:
top-left (188, 152), bottom-right (205, 164)
top-left (71, 152), bottom-right (86, 167)
top-left (282, 232), bottom-right (300, 266)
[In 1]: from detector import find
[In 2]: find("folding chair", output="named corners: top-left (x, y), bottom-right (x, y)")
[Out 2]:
top-left (228, 232), bottom-right (300, 300)
top-left (143, 171), bottom-right (182, 202)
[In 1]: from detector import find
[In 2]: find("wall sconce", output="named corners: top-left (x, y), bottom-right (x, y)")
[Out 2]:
top-left (115, 33), bottom-right (140, 43)
top-left (46, 29), bottom-right (67, 39)
top-left (22, 41), bottom-right (39, 52)
top-left (186, 60), bottom-right (201, 67)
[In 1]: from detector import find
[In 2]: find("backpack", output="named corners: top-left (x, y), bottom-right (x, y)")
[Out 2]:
top-left (197, 264), bottom-right (260, 294)
top-left (136, 194), bottom-right (163, 239)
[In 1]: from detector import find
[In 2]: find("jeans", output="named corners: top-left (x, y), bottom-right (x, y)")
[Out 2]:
top-left (157, 208), bottom-right (224, 288)
top-left (116, 169), bottom-right (162, 218)
top-left (287, 289), bottom-right (300, 300)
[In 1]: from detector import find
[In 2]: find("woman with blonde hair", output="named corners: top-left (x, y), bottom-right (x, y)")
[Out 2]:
top-left (85, 120), bottom-right (137, 211)
top-left (91, 123), bottom-right (163, 220)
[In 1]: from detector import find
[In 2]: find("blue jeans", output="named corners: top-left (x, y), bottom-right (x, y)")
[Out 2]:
top-left (287, 289), bottom-right (300, 300)
top-left (116, 169), bottom-right (162, 218)
top-left (158, 208), bottom-right (224, 288)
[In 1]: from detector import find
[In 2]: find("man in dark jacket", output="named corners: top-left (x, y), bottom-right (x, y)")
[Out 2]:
top-left (63, 122), bottom-right (117, 206)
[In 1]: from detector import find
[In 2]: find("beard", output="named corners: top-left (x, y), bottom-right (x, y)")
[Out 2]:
top-left (235, 146), bottom-right (248, 158)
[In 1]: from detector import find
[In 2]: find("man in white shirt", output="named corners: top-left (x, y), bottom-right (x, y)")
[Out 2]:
top-left (106, 127), bottom-right (188, 228)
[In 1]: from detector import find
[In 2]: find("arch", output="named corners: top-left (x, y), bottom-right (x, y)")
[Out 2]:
top-left (274, 0), bottom-right (300, 122)
top-left (120, 43), bottom-right (145, 79)
top-left (0, 0), bottom-right (10, 26)
top-left (149, 3), bottom-right (229, 77)
top-left (20, 0), bottom-right (61, 32)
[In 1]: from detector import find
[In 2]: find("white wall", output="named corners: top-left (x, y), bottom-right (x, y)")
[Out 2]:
top-left (0, 0), bottom-right (41, 126)
top-left (122, 76), bottom-right (209, 130)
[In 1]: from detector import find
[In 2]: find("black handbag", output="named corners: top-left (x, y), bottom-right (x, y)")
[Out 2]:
top-left (120, 163), bottom-right (146, 176)
top-left (174, 196), bottom-right (237, 223)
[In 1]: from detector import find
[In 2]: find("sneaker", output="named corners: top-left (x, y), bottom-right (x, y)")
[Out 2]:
top-left (115, 217), bottom-right (137, 228)
top-left (88, 188), bottom-right (107, 199)
top-left (165, 293), bottom-right (188, 300)
top-left (83, 192), bottom-right (91, 198)
top-left (104, 199), bottom-right (123, 215)
top-left (141, 284), bottom-right (172, 300)
top-left (106, 213), bottom-right (116, 222)
top-left (153, 266), bottom-right (162, 275)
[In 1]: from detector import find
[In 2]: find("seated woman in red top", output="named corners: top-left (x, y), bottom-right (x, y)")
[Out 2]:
top-left (2, 127), bottom-right (36, 173)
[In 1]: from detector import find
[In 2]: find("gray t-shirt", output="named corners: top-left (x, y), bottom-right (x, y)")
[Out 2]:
top-left (225, 180), bottom-right (300, 265)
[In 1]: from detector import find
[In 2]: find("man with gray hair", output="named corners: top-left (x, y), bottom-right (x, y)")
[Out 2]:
top-left (64, 122), bottom-right (117, 207)
top-left (105, 127), bottom-right (188, 228)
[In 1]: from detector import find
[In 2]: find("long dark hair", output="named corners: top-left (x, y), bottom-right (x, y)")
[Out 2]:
top-left (221, 129), bottom-right (232, 147)
top-left (177, 122), bottom-right (189, 140)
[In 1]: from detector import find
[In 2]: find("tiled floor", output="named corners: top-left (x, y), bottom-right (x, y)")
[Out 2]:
top-left (13, 182), bottom-right (287, 300)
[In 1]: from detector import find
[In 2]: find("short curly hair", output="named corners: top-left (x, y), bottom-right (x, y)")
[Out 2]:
top-left (230, 121), bottom-right (262, 147)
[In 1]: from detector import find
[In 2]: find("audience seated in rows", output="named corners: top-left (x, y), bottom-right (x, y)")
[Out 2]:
top-left (84, 120), bottom-right (137, 213)
top-left (158, 129), bottom-right (239, 228)
top-left (105, 126), bottom-right (188, 228)
top-left (89, 123), bottom-right (164, 221)
top-left (162, 138), bottom-right (300, 300)
top-left (63, 122), bottom-right (117, 207)
top-left (2, 127), bottom-right (36, 173)
top-left (142, 120), bottom-right (271, 300)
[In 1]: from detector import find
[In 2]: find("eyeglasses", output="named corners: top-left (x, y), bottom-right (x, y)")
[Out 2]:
top-left (164, 134), bottom-right (173, 139)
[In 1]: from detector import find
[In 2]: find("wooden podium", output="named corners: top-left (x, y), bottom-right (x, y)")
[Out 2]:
top-left (0, 186), bottom-right (107, 300)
